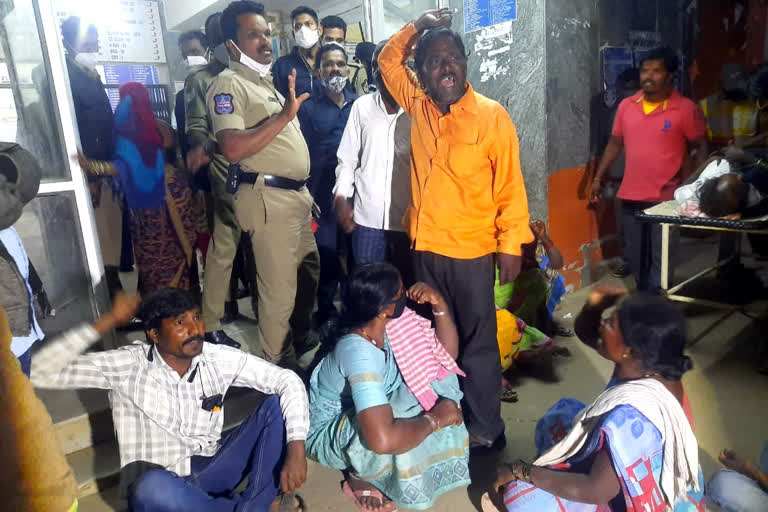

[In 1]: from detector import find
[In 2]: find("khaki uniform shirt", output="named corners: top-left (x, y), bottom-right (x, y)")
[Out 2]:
top-left (184, 61), bottom-right (228, 179)
top-left (348, 62), bottom-right (369, 97)
top-left (206, 61), bottom-right (310, 181)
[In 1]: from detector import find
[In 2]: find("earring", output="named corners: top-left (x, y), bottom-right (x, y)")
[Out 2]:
top-left (622, 353), bottom-right (630, 360)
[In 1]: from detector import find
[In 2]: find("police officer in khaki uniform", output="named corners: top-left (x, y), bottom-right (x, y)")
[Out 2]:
top-left (185, 12), bottom-right (254, 349)
top-left (207, 0), bottom-right (319, 366)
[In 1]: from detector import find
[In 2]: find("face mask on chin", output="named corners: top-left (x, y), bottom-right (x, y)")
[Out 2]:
top-left (230, 41), bottom-right (272, 77)
top-left (294, 25), bottom-right (319, 49)
top-left (74, 51), bottom-right (100, 71)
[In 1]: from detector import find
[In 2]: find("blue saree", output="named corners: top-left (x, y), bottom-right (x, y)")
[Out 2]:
top-left (306, 334), bottom-right (471, 510)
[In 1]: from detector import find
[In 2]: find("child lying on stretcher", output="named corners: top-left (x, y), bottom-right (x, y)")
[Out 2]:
top-left (674, 147), bottom-right (768, 218)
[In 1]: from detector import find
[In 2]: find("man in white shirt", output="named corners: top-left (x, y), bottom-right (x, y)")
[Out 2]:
top-left (31, 288), bottom-right (309, 511)
top-left (333, 42), bottom-right (413, 283)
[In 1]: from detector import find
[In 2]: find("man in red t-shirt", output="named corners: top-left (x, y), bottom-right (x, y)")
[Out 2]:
top-left (591, 47), bottom-right (708, 293)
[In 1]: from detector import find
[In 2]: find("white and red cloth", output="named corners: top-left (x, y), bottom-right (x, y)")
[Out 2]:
top-left (385, 307), bottom-right (465, 411)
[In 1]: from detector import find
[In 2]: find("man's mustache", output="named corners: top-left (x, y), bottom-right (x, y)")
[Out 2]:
top-left (183, 335), bottom-right (204, 345)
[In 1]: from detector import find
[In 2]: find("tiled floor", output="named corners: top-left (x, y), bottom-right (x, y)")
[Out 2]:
top-left (48, 231), bottom-right (768, 511)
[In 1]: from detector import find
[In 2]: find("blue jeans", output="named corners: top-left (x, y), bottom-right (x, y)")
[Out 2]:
top-left (351, 226), bottom-right (414, 286)
top-left (314, 210), bottom-right (342, 322)
top-left (129, 395), bottom-right (286, 512)
top-left (706, 443), bottom-right (768, 512)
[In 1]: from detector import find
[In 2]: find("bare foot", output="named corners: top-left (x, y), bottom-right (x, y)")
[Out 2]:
top-left (346, 476), bottom-right (397, 511)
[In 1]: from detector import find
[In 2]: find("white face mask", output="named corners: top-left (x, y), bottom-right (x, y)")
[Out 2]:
top-left (294, 25), bottom-right (319, 49)
top-left (75, 51), bottom-right (100, 71)
top-left (185, 55), bottom-right (208, 68)
top-left (232, 42), bottom-right (272, 77)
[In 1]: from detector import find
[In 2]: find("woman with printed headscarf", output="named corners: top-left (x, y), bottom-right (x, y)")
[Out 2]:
top-left (78, 82), bottom-right (203, 295)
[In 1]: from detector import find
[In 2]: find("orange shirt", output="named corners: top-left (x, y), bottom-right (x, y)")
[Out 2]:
top-left (378, 23), bottom-right (533, 258)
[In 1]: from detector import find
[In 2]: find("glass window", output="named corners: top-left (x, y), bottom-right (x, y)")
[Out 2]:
top-left (0, 0), bottom-right (68, 180)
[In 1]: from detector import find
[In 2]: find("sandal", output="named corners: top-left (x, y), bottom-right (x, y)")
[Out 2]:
top-left (274, 493), bottom-right (306, 512)
top-left (342, 480), bottom-right (397, 512)
top-left (500, 379), bottom-right (518, 403)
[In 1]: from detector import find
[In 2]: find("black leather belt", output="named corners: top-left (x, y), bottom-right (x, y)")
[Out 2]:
top-left (240, 171), bottom-right (307, 191)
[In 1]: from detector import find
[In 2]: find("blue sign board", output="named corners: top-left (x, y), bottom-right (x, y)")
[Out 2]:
top-left (102, 65), bottom-right (160, 86)
top-left (464, 0), bottom-right (517, 33)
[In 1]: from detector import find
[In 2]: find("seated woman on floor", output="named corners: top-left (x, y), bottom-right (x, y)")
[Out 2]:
top-left (306, 263), bottom-right (470, 511)
top-left (484, 285), bottom-right (705, 512)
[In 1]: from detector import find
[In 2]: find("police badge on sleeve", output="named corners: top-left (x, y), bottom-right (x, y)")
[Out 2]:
top-left (214, 94), bottom-right (234, 115)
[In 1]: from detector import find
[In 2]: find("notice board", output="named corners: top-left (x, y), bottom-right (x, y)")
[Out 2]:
top-left (56, 0), bottom-right (166, 63)
top-left (464, 0), bottom-right (517, 33)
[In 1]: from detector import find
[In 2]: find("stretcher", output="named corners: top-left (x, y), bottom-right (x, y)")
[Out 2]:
top-left (636, 201), bottom-right (768, 311)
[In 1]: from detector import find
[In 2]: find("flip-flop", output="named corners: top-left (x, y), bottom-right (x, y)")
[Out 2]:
top-left (341, 480), bottom-right (397, 512)
top-left (275, 492), bottom-right (306, 512)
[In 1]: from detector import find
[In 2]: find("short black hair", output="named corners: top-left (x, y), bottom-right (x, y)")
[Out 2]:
top-left (321, 15), bottom-right (347, 37)
top-left (414, 28), bottom-right (467, 76)
top-left (178, 30), bottom-right (209, 50)
top-left (617, 67), bottom-right (640, 88)
top-left (61, 16), bottom-right (97, 47)
top-left (315, 43), bottom-right (347, 70)
top-left (138, 288), bottom-right (200, 332)
top-left (205, 11), bottom-right (222, 31)
top-left (617, 294), bottom-right (692, 380)
top-left (698, 175), bottom-right (748, 218)
top-left (640, 46), bottom-right (679, 74)
top-left (221, 1), bottom-right (266, 44)
top-left (338, 263), bottom-right (401, 333)
top-left (291, 6), bottom-right (318, 24)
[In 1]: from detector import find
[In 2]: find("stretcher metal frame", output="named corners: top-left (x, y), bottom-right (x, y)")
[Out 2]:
top-left (637, 201), bottom-right (768, 311)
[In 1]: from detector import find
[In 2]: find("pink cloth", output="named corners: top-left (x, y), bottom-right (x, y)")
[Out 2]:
top-left (385, 307), bottom-right (465, 411)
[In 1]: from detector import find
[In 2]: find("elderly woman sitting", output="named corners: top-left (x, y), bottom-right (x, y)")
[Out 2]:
top-left (306, 263), bottom-right (470, 511)
top-left (484, 285), bottom-right (705, 512)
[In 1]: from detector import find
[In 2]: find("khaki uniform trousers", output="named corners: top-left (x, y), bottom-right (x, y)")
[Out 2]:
top-left (201, 168), bottom-right (255, 331)
top-left (232, 179), bottom-right (319, 363)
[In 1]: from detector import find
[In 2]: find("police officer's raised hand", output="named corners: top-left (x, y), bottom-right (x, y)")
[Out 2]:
top-left (414, 8), bottom-right (453, 31)
top-left (280, 69), bottom-right (310, 121)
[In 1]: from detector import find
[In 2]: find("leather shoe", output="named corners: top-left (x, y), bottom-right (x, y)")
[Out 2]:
top-left (221, 301), bottom-right (240, 324)
top-left (204, 330), bottom-right (241, 349)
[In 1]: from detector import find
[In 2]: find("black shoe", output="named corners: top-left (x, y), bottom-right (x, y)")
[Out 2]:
top-left (469, 433), bottom-right (507, 455)
top-left (612, 263), bottom-right (631, 278)
top-left (221, 301), bottom-right (240, 324)
top-left (204, 330), bottom-right (241, 349)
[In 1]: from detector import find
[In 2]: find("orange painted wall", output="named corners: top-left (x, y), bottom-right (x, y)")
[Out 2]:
top-left (547, 165), bottom-right (621, 289)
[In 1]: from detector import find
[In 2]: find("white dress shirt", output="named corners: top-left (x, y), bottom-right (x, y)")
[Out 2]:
top-left (333, 92), bottom-right (411, 232)
top-left (31, 325), bottom-right (309, 481)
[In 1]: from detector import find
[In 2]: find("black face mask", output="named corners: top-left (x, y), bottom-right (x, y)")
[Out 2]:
top-left (387, 294), bottom-right (407, 319)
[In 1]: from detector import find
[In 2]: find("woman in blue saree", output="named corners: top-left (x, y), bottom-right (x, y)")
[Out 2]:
top-left (306, 263), bottom-right (471, 511)
top-left (485, 286), bottom-right (706, 512)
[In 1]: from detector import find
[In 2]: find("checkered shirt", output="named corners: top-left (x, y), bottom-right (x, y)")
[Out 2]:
top-left (31, 325), bottom-right (309, 477)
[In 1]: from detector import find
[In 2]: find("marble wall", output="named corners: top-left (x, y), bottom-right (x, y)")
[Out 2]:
top-left (450, 0), bottom-right (548, 220)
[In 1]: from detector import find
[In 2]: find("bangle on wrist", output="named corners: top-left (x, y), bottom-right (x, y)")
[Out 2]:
top-left (432, 309), bottom-right (447, 316)
top-left (513, 460), bottom-right (533, 483)
top-left (424, 412), bottom-right (439, 432)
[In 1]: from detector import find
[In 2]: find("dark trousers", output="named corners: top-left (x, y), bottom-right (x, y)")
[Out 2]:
top-left (621, 201), bottom-right (676, 294)
top-left (128, 396), bottom-right (285, 512)
top-left (17, 348), bottom-right (32, 377)
top-left (412, 251), bottom-right (502, 444)
top-left (315, 211), bottom-right (342, 323)
top-left (351, 226), bottom-right (414, 287)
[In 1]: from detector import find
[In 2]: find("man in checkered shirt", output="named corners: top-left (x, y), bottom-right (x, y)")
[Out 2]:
top-left (31, 288), bottom-right (309, 511)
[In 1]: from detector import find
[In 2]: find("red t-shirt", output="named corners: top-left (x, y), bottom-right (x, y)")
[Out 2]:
top-left (613, 90), bottom-right (707, 202)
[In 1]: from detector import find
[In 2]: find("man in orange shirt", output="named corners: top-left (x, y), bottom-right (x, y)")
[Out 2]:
top-left (379, 9), bottom-right (532, 450)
